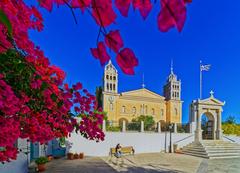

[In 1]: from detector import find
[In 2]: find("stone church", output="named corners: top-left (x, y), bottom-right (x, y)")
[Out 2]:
top-left (102, 60), bottom-right (183, 124)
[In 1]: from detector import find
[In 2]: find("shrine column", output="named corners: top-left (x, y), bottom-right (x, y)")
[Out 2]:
top-left (195, 109), bottom-right (202, 142)
top-left (216, 109), bottom-right (223, 140)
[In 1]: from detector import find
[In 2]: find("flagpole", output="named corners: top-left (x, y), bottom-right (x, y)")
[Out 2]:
top-left (200, 60), bottom-right (202, 99)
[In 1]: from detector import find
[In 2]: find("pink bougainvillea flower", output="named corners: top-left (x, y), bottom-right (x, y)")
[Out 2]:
top-left (132, 0), bottom-right (152, 19)
top-left (105, 30), bottom-right (124, 53)
top-left (184, 0), bottom-right (192, 4)
top-left (71, 0), bottom-right (91, 12)
top-left (73, 82), bottom-right (83, 90)
top-left (115, 0), bottom-right (132, 17)
top-left (92, 0), bottom-right (117, 27)
top-left (38, 0), bottom-right (54, 12)
top-left (91, 42), bottom-right (111, 65)
top-left (116, 48), bottom-right (138, 75)
top-left (158, 0), bottom-right (187, 32)
top-left (139, 0), bottom-right (153, 19)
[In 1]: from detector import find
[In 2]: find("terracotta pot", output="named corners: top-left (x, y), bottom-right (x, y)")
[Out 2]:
top-left (74, 154), bottom-right (79, 159)
top-left (47, 156), bottom-right (53, 161)
top-left (37, 164), bottom-right (46, 172)
top-left (175, 150), bottom-right (183, 154)
top-left (79, 153), bottom-right (84, 159)
top-left (67, 153), bottom-right (74, 160)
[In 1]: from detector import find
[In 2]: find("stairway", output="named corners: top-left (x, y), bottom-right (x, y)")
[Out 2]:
top-left (182, 140), bottom-right (240, 159)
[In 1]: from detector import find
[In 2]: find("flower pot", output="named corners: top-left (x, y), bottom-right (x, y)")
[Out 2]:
top-left (173, 144), bottom-right (178, 153)
top-left (79, 153), bottom-right (84, 159)
top-left (67, 153), bottom-right (74, 160)
top-left (37, 164), bottom-right (46, 172)
top-left (47, 155), bottom-right (53, 161)
top-left (74, 154), bottom-right (79, 159)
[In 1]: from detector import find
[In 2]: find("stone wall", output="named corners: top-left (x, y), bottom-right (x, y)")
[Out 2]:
top-left (67, 132), bottom-right (195, 156)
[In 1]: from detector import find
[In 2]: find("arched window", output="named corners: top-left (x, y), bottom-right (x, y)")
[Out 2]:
top-left (140, 105), bottom-right (143, 114)
top-left (132, 107), bottom-right (136, 114)
top-left (113, 76), bottom-right (116, 81)
top-left (110, 84), bottom-right (112, 90)
top-left (113, 84), bottom-right (116, 91)
top-left (122, 106), bottom-right (126, 113)
top-left (145, 105), bottom-right (148, 115)
top-left (175, 108), bottom-right (178, 116)
top-left (161, 109), bottom-right (164, 117)
top-left (151, 108), bottom-right (155, 115)
top-left (107, 83), bottom-right (109, 90)
top-left (110, 76), bottom-right (112, 80)
top-left (106, 75), bottom-right (109, 79)
top-left (109, 103), bottom-right (113, 111)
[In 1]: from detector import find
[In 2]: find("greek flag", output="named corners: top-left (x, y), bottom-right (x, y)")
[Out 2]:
top-left (200, 64), bottom-right (211, 71)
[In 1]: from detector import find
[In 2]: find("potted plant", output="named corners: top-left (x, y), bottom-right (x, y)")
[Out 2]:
top-left (67, 152), bottom-right (74, 160)
top-left (35, 157), bottom-right (48, 172)
top-left (74, 153), bottom-right (79, 159)
top-left (47, 155), bottom-right (53, 161)
top-left (79, 152), bottom-right (84, 159)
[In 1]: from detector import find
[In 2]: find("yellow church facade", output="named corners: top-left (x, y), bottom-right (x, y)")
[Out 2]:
top-left (102, 60), bottom-right (183, 124)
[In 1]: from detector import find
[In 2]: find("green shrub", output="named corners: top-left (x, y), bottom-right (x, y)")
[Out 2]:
top-left (222, 123), bottom-right (240, 136)
top-left (35, 157), bottom-right (48, 165)
top-left (127, 115), bottom-right (155, 131)
top-left (106, 126), bottom-right (121, 132)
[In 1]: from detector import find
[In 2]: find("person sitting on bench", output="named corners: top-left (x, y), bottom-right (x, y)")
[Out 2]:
top-left (114, 143), bottom-right (122, 158)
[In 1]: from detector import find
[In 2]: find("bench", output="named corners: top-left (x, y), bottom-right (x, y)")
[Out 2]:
top-left (109, 146), bottom-right (135, 157)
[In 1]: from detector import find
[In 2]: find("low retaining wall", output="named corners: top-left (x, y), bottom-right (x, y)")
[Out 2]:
top-left (67, 132), bottom-right (195, 156)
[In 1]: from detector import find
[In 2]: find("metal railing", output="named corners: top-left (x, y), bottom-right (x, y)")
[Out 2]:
top-left (223, 135), bottom-right (236, 143)
top-left (104, 120), bottom-right (192, 134)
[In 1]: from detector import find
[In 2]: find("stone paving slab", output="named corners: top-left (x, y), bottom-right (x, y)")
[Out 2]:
top-left (42, 153), bottom-right (240, 173)
top-left (207, 158), bottom-right (240, 173)
top-left (102, 153), bottom-right (202, 173)
top-left (44, 157), bottom-right (116, 173)
top-left (43, 153), bottom-right (202, 173)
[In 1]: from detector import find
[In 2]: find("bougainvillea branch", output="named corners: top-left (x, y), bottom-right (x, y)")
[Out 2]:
top-left (0, 0), bottom-right (192, 162)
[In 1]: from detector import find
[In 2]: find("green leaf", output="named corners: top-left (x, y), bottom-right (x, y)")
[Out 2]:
top-left (0, 147), bottom-right (6, 151)
top-left (0, 10), bottom-right (12, 36)
top-left (51, 93), bottom-right (57, 102)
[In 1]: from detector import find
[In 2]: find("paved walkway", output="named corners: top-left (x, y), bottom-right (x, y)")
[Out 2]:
top-left (207, 158), bottom-right (240, 173)
top-left (44, 157), bottom-right (116, 173)
top-left (44, 153), bottom-right (202, 173)
top-left (102, 153), bottom-right (202, 173)
top-left (43, 153), bottom-right (240, 173)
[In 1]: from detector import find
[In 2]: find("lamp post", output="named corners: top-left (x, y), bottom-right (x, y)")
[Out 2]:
top-left (169, 123), bottom-right (173, 153)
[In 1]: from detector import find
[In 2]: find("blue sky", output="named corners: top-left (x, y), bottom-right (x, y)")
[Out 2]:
top-left (28, 0), bottom-right (240, 123)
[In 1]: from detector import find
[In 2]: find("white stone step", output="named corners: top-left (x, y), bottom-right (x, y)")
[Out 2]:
top-left (208, 153), bottom-right (240, 158)
top-left (208, 155), bottom-right (240, 159)
top-left (182, 140), bottom-right (240, 159)
top-left (183, 152), bottom-right (209, 159)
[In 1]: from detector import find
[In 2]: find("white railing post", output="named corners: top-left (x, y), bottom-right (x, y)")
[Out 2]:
top-left (174, 123), bottom-right (177, 133)
top-left (122, 120), bottom-right (126, 132)
top-left (102, 120), bottom-right (106, 132)
top-left (157, 122), bottom-right (161, 133)
top-left (141, 121), bottom-right (144, 132)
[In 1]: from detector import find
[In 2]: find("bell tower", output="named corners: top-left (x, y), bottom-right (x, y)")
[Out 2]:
top-left (164, 61), bottom-right (181, 101)
top-left (164, 61), bottom-right (182, 123)
top-left (102, 60), bottom-right (119, 122)
top-left (103, 60), bottom-right (118, 93)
